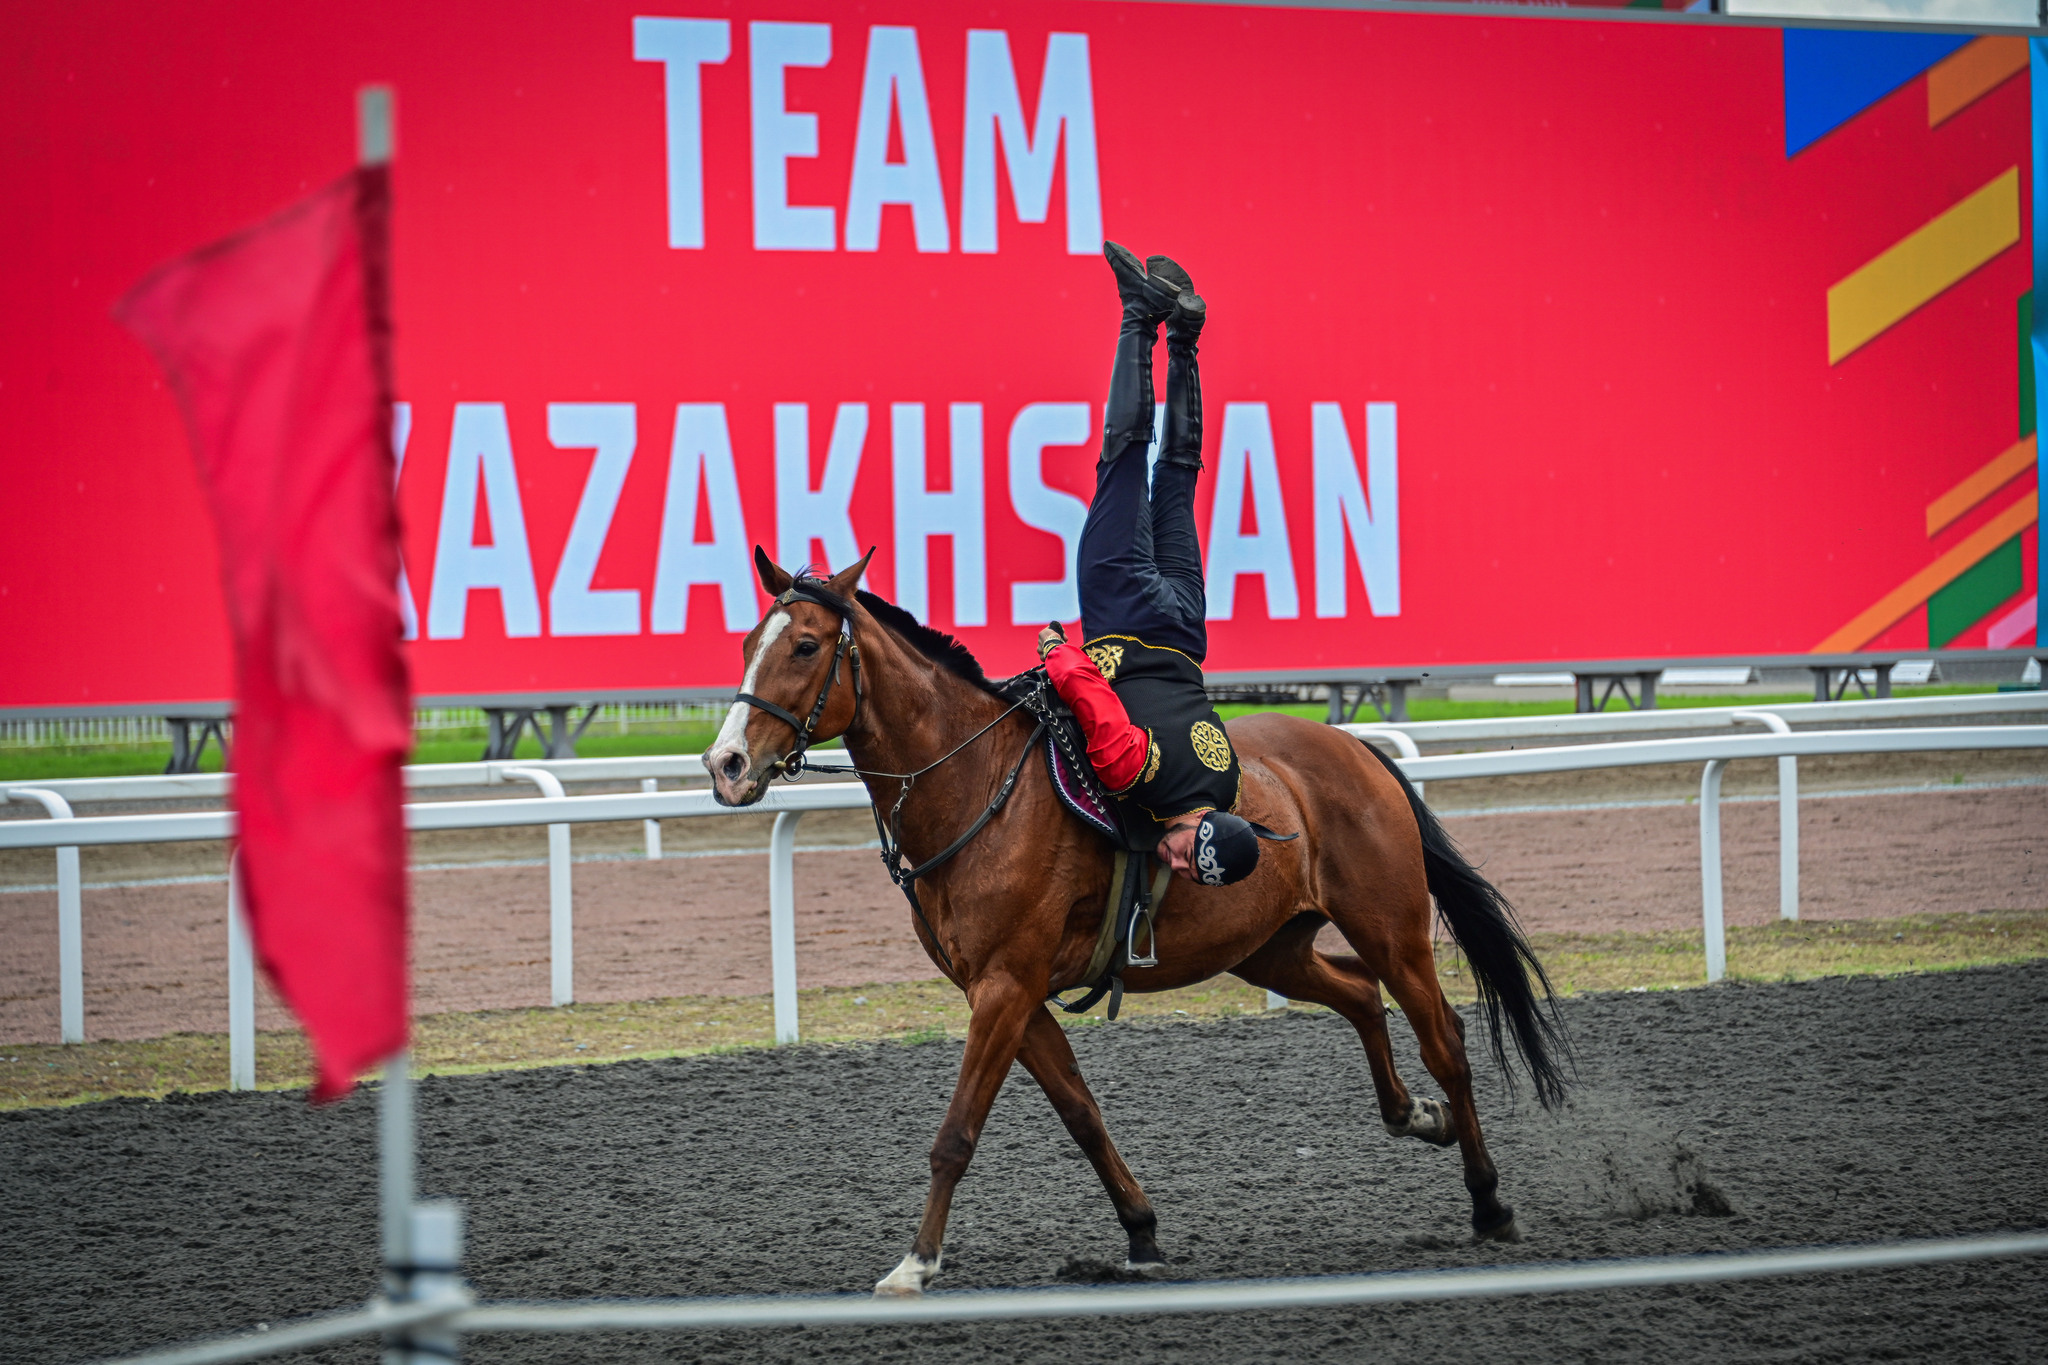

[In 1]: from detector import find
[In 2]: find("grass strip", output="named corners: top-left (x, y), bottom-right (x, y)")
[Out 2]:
top-left (3, 907), bottom-right (2042, 1110)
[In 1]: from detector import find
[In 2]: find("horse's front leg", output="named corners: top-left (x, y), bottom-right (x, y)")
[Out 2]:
top-left (1015, 1003), bottom-right (1164, 1270)
top-left (874, 969), bottom-right (1040, 1297)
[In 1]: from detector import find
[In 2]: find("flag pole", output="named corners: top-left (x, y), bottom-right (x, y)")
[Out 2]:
top-left (358, 79), bottom-right (411, 1351)
top-left (358, 81), bottom-right (464, 1365)
top-left (356, 76), bottom-right (412, 1305)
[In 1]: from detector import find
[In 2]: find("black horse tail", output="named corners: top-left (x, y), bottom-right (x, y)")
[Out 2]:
top-left (1357, 738), bottom-right (1573, 1109)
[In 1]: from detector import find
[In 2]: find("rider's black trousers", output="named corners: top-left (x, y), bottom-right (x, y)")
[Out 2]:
top-left (1077, 438), bottom-right (1207, 662)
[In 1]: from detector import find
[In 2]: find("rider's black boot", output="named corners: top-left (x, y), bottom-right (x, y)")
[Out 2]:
top-left (1156, 258), bottom-right (1206, 470)
top-left (1101, 242), bottom-right (1180, 462)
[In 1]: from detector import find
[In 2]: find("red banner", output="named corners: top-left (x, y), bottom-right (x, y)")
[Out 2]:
top-left (117, 168), bottom-right (411, 1098)
top-left (3, 3), bottom-right (2035, 706)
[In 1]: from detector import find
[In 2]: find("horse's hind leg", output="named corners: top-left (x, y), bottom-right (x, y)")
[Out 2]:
top-left (1303, 888), bottom-right (1519, 1242)
top-left (1375, 944), bottom-right (1519, 1241)
top-left (1234, 917), bottom-right (1454, 1146)
top-left (1015, 1005), bottom-right (1165, 1270)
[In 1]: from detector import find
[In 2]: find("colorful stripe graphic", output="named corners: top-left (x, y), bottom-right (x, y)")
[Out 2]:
top-left (1814, 492), bottom-right (2038, 652)
top-left (1826, 168), bottom-right (2020, 364)
top-left (1986, 594), bottom-right (2038, 649)
top-left (1926, 435), bottom-right (2037, 536)
top-left (1783, 30), bottom-right (1972, 156)
top-left (1927, 37), bottom-right (2029, 128)
top-left (1928, 535), bottom-right (2025, 647)
top-left (2021, 292), bottom-right (2035, 438)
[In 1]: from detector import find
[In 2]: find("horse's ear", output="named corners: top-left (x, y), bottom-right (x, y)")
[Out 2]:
top-left (754, 545), bottom-right (794, 597)
top-left (826, 546), bottom-right (875, 602)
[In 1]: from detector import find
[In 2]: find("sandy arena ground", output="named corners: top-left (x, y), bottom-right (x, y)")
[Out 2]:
top-left (3, 962), bottom-right (2045, 1363)
top-left (1, 753), bottom-right (2040, 1042)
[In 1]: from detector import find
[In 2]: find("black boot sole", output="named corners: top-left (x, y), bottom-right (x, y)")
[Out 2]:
top-left (1145, 254), bottom-right (1194, 295)
top-left (1104, 240), bottom-right (1180, 322)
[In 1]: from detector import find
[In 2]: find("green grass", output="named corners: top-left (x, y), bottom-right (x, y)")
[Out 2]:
top-left (402, 724), bottom-right (728, 767)
top-left (0, 745), bottom-right (228, 782)
top-left (0, 686), bottom-right (2002, 783)
top-left (0, 724), bottom-right (728, 782)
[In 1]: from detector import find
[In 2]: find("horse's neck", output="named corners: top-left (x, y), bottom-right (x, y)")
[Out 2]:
top-left (844, 632), bottom-right (1017, 852)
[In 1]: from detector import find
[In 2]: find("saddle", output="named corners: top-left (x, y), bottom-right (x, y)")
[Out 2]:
top-left (1002, 669), bottom-right (1173, 1018)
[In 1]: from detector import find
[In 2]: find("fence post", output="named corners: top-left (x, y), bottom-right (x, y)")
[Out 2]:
top-left (1699, 759), bottom-right (1728, 983)
top-left (1733, 710), bottom-right (1799, 920)
top-left (769, 811), bottom-right (802, 1044)
top-left (500, 766), bottom-right (573, 1005)
top-left (228, 850), bottom-right (256, 1090)
top-left (641, 778), bottom-right (663, 860)
top-left (377, 1046), bottom-right (470, 1365)
top-left (1776, 752), bottom-right (1798, 920)
top-left (56, 839), bottom-right (82, 1043)
top-left (5, 788), bottom-right (84, 1043)
top-left (380, 1050), bottom-right (413, 1278)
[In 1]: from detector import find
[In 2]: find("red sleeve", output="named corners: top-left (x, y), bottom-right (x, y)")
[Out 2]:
top-left (1044, 642), bottom-right (1149, 792)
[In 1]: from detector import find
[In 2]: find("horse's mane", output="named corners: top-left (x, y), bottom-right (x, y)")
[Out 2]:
top-left (786, 576), bottom-right (1004, 697)
top-left (855, 589), bottom-right (1007, 697)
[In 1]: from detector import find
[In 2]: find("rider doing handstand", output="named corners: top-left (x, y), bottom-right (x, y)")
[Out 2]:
top-left (1036, 243), bottom-right (1292, 886)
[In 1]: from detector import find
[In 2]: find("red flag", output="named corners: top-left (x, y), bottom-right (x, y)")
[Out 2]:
top-left (117, 167), bottom-right (411, 1102)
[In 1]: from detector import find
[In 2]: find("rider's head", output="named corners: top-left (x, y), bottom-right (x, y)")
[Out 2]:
top-left (1158, 810), bottom-right (1269, 885)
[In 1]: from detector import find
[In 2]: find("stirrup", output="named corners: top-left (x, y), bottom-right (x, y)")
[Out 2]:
top-left (1125, 907), bottom-right (1158, 969)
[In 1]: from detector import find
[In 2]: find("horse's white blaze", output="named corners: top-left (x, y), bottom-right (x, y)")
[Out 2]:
top-left (873, 1251), bottom-right (941, 1297)
top-left (711, 610), bottom-right (789, 760)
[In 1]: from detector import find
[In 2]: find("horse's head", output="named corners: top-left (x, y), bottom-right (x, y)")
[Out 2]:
top-left (706, 546), bottom-right (874, 807)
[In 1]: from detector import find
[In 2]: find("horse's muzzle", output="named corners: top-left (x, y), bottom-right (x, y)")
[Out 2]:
top-left (707, 745), bottom-right (776, 807)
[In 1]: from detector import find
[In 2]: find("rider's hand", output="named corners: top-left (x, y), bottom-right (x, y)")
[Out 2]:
top-left (1036, 623), bottom-right (1065, 660)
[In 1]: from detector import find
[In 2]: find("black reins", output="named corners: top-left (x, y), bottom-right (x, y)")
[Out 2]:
top-left (730, 580), bottom-right (1044, 975)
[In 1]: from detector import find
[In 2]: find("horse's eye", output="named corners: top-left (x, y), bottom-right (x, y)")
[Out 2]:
top-left (794, 639), bottom-right (820, 658)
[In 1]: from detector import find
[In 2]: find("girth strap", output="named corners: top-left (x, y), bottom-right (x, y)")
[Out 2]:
top-left (1049, 854), bottom-right (1173, 1019)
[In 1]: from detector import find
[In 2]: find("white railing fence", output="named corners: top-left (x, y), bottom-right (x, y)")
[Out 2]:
top-left (0, 715), bottom-right (174, 749)
top-left (93, 1226), bottom-right (2048, 1365)
top-left (17, 692), bottom-right (2033, 1033)
top-left (6, 720), bottom-right (2045, 1089)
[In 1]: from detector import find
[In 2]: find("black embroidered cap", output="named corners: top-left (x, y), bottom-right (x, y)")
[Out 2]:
top-left (1192, 811), bottom-right (1297, 885)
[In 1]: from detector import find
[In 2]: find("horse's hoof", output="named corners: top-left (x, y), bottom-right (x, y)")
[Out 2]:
top-left (1123, 1257), bottom-right (1171, 1278)
top-left (1384, 1097), bottom-right (1458, 1147)
top-left (1472, 1208), bottom-right (1522, 1244)
top-left (873, 1251), bottom-right (941, 1297)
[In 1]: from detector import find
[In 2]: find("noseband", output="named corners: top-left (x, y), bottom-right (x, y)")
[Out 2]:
top-left (733, 580), bottom-right (864, 780)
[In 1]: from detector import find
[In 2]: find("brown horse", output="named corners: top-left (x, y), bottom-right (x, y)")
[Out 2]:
top-left (706, 549), bottom-right (1567, 1296)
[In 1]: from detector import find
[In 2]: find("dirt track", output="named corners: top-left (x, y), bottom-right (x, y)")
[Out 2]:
top-left (2, 781), bottom-right (2040, 1042)
top-left (4, 962), bottom-right (2046, 1363)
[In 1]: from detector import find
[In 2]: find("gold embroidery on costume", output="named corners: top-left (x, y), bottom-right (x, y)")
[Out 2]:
top-left (1085, 643), bottom-right (1124, 681)
top-left (1190, 721), bottom-right (1232, 772)
top-left (1109, 731), bottom-right (1155, 797)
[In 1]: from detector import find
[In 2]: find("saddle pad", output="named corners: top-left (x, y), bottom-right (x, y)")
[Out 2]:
top-left (1045, 734), bottom-right (1119, 841)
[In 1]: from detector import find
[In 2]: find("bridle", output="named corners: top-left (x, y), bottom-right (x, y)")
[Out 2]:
top-left (729, 577), bottom-right (1043, 975)
top-left (732, 580), bottom-right (864, 781)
